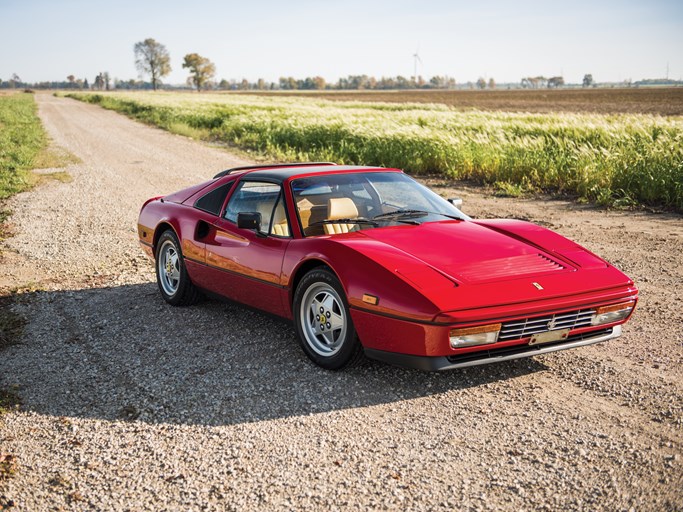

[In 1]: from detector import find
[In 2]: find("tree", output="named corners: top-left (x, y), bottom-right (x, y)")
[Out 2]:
top-left (134, 38), bottom-right (171, 91)
top-left (182, 53), bottom-right (216, 92)
top-left (83, 78), bottom-right (89, 90)
top-left (312, 76), bottom-right (326, 90)
top-left (488, 78), bottom-right (496, 89)
top-left (476, 77), bottom-right (486, 89)
top-left (582, 74), bottom-right (593, 88)
top-left (548, 76), bottom-right (564, 88)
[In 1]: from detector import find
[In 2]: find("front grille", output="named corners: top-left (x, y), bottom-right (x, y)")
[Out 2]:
top-left (446, 328), bottom-right (612, 364)
top-left (498, 308), bottom-right (595, 341)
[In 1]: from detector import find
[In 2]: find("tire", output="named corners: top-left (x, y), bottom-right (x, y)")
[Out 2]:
top-left (155, 230), bottom-right (202, 306)
top-left (293, 268), bottom-right (364, 370)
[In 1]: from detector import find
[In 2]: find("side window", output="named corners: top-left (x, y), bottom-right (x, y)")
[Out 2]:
top-left (194, 182), bottom-right (233, 215)
top-left (270, 193), bottom-right (290, 237)
top-left (224, 181), bottom-right (281, 235)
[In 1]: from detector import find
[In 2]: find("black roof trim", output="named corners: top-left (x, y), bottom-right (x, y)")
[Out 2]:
top-left (213, 162), bottom-right (336, 179)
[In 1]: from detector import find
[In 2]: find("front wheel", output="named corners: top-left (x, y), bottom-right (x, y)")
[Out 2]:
top-left (293, 268), bottom-right (363, 370)
top-left (155, 230), bottom-right (202, 306)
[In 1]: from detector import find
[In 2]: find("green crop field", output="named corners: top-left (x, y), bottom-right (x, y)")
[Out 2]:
top-left (67, 91), bottom-right (683, 210)
top-left (0, 93), bottom-right (47, 200)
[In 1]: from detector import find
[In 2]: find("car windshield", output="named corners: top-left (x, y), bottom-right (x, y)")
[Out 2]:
top-left (290, 171), bottom-right (468, 237)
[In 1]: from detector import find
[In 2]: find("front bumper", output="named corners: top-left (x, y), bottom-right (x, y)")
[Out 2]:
top-left (364, 325), bottom-right (621, 371)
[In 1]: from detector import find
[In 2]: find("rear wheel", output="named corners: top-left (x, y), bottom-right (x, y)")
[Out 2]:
top-left (293, 268), bottom-right (363, 370)
top-left (155, 230), bottom-right (202, 306)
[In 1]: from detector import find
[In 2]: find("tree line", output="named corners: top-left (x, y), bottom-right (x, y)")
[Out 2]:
top-left (1, 37), bottom-right (616, 91)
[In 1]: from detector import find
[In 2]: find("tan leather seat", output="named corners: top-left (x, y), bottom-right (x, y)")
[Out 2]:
top-left (324, 198), bottom-right (359, 235)
top-left (272, 222), bottom-right (289, 236)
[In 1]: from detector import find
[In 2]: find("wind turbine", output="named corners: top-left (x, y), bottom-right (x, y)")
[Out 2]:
top-left (413, 48), bottom-right (422, 84)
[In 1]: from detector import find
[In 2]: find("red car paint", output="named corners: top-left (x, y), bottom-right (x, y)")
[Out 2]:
top-left (138, 164), bottom-right (637, 371)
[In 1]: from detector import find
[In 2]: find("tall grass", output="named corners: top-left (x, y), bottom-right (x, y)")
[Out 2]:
top-left (68, 91), bottom-right (683, 209)
top-left (0, 93), bottom-right (47, 200)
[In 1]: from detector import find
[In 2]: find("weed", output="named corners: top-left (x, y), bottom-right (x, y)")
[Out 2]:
top-left (48, 473), bottom-right (71, 489)
top-left (0, 454), bottom-right (18, 481)
top-left (494, 181), bottom-right (527, 198)
top-left (32, 145), bottom-right (80, 170)
top-left (32, 171), bottom-right (72, 186)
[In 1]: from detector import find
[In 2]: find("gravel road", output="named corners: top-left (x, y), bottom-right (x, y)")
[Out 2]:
top-left (0, 94), bottom-right (681, 511)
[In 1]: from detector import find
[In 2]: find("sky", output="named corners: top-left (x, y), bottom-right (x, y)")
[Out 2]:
top-left (1, 0), bottom-right (682, 85)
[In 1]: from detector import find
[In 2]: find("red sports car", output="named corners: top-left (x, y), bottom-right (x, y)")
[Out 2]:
top-left (138, 162), bottom-right (637, 371)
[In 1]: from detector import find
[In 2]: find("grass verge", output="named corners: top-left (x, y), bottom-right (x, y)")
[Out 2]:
top-left (0, 93), bottom-right (47, 200)
top-left (0, 92), bottom-right (77, 244)
top-left (66, 91), bottom-right (683, 210)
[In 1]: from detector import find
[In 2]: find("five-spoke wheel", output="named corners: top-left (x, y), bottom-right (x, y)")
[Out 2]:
top-left (158, 239), bottom-right (181, 296)
top-left (155, 230), bottom-right (202, 306)
top-left (294, 268), bottom-right (363, 369)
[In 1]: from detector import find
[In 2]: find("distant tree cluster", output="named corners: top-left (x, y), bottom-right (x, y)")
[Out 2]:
top-left (5, 39), bottom-right (676, 93)
top-left (521, 76), bottom-right (565, 89)
top-left (272, 74), bottom-right (457, 91)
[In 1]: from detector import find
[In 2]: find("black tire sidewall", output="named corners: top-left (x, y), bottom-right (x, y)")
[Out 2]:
top-left (293, 268), bottom-right (360, 370)
top-left (155, 230), bottom-right (189, 306)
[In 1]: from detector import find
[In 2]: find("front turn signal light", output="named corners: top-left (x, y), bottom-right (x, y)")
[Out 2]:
top-left (590, 300), bottom-right (635, 326)
top-left (449, 323), bottom-right (501, 349)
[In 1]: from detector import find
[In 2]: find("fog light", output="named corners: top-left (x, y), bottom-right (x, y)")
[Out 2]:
top-left (591, 301), bottom-right (635, 326)
top-left (449, 323), bottom-right (501, 348)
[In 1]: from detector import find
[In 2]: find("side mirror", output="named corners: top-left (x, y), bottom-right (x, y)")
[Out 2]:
top-left (237, 212), bottom-right (261, 230)
top-left (448, 197), bottom-right (463, 208)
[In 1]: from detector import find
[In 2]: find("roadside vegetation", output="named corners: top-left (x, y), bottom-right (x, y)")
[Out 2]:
top-left (0, 93), bottom-right (47, 200)
top-left (67, 91), bottom-right (683, 210)
top-left (0, 92), bottom-right (77, 243)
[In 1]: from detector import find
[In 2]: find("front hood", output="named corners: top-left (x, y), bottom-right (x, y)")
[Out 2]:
top-left (357, 220), bottom-right (574, 284)
top-left (332, 220), bottom-right (634, 318)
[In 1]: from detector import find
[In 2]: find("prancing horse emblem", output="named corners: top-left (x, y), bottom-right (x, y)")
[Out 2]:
top-left (532, 282), bottom-right (544, 290)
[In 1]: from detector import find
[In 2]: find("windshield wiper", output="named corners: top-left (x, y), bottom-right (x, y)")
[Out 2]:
top-left (309, 217), bottom-right (379, 227)
top-left (372, 209), bottom-right (430, 220)
top-left (373, 209), bottom-right (464, 221)
top-left (431, 211), bottom-right (465, 221)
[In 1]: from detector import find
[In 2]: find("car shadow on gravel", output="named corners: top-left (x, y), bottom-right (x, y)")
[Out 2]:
top-left (1, 283), bottom-right (546, 426)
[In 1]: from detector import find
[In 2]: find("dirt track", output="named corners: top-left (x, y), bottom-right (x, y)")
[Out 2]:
top-left (0, 94), bottom-right (681, 511)
top-left (245, 87), bottom-right (683, 115)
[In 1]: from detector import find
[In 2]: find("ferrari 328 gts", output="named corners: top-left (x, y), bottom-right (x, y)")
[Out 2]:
top-left (138, 162), bottom-right (637, 371)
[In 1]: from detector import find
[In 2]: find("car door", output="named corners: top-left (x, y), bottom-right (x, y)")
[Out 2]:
top-left (199, 180), bottom-right (292, 317)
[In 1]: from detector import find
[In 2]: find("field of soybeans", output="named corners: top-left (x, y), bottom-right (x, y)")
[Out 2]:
top-left (67, 90), bottom-right (683, 210)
